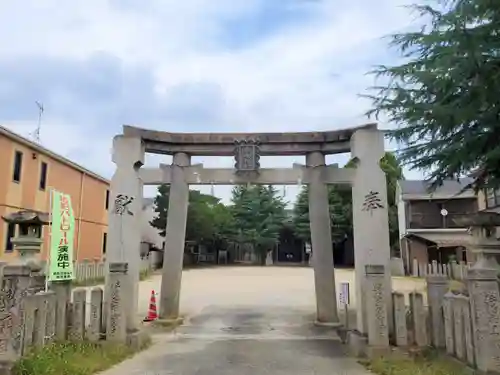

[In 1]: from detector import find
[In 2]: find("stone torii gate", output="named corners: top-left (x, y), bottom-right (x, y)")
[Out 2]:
top-left (106, 123), bottom-right (391, 334)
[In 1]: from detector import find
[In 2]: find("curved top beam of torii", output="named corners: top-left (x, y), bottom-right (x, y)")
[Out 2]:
top-left (122, 123), bottom-right (378, 157)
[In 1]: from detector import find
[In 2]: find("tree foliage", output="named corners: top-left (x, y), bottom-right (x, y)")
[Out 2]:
top-left (150, 185), bottom-right (234, 247)
top-left (364, 0), bottom-right (500, 189)
top-left (229, 185), bottom-right (287, 263)
top-left (150, 151), bottom-right (403, 260)
top-left (292, 185), bottom-right (352, 242)
top-left (150, 184), bottom-right (170, 238)
top-left (150, 183), bottom-right (287, 263)
top-left (292, 152), bottom-right (403, 250)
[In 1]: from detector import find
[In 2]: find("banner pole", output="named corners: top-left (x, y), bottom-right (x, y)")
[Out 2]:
top-left (45, 188), bottom-right (53, 292)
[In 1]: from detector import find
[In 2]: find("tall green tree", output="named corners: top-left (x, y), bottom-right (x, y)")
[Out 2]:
top-left (364, 0), bottom-right (500, 189)
top-left (150, 185), bottom-right (233, 247)
top-left (292, 187), bottom-right (311, 242)
top-left (292, 152), bottom-right (403, 250)
top-left (230, 185), bottom-right (286, 264)
top-left (150, 184), bottom-right (170, 237)
top-left (292, 185), bottom-right (352, 242)
top-left (209, 201), bottom-right (236, 250)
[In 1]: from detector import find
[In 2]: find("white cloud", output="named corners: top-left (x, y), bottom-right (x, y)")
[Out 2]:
top-left (0, 0), bottom-right (424, 204)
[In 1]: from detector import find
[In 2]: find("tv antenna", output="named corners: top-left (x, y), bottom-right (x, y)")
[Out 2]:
top-left (33, 101), bottom-right (44, 142)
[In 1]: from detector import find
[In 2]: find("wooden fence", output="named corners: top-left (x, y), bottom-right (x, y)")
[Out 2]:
top-left (411, 259), bottom-right (471, 280)
top-left (36, 256), bottom-right (154, 283)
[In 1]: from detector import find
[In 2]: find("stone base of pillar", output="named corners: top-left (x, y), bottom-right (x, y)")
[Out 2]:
top-left (347, 330), bottom-right (368, 358)
top-left (105, 262), bottom-right (128, 344)
top-left (0, 358), bottom-right (15, 375)
top-left (126, 330), bottom-right (151, 351)
top-left (151, 317), bottom-right (185, 329)
top-left (313, 320), bottom-right (342, 328)
top-left (365, 346), bottom-right (392, 359)
top-left (265, 252), bottom-right (273, 266)
top-left (347, 330), bottom-right (395, 359)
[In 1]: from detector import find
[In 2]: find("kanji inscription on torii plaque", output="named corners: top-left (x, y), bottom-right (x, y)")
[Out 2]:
top-left (234, 139), bottom-right (260, 173)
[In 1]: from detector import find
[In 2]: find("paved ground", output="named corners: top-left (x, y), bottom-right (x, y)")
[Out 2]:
top-left (135, 266), bottom-right (426, 319)
top-left (98, 266), bottom-right (426, 375)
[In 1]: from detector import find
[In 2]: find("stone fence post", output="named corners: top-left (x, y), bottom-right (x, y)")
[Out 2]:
top-left (409, 292), bottom-right (428, 347)
top-left (467, 260), bottom-right (500, 373)
top-left (2, 265), bottom-right (33, 356)
top-left (0, 264), bottom-right (42, 373)
top-left (88, 287), bottom-right (104, 342)
top-left (392, 292), bottom-right (408, 347)
top-left (426, 275), bottom-right (448, 348)
top-left (106, 262), bottom-right (128, 343)
top-left (442, 292), bottom-right (455, 355)
top-left (365, 265), bottom-right (390, 357)
top-left (0, 288), bottom-right (16, 374)
top-left (51, 281), bottom-right (72, 341)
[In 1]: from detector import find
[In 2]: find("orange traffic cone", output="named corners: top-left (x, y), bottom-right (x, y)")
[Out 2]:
top-left (143, 290), bottom-right (158, 322)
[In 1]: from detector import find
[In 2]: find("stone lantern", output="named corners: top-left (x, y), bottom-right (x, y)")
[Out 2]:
top-left (453, 211), bottom-right (500, 269)
top-left (1, 210), bottom-right (50, 271)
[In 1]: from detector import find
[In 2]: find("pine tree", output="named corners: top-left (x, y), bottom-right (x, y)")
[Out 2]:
top-left (229, 185), bottom-right (286, 264)
top-left (150, 184), bottom-right (170, 237)
top-left (292, 185), bottom-right (352, 242)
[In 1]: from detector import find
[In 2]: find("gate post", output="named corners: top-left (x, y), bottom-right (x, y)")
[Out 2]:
top-left (106, 135), bottom-right (144, 332)
top-left (159, 152), bottom-right (190, 320)
top-left (350, 127), bottom-right (392, 334)
top-left (306, 151), bottom-right (339, 325)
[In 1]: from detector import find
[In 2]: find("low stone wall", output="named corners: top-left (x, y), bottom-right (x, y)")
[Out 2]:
top-left (0, 262), bottom-right (143, 374)
top-left (351, 262), bottom-right (500, 374)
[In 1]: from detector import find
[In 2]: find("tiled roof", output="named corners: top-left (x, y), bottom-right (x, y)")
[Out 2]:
top-left (399, 178), bottom-right (474, 196)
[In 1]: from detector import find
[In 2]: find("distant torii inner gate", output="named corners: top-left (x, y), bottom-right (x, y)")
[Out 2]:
top-left (106, 123), bottom-right (391, 334)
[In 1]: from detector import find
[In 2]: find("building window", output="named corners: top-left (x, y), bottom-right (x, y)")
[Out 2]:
top-left (39, 162), bottom-right (48, 190)
top-left (12, 151), bottom-right (23, 182)
top-left (105, 190), bottom-right (110, 210)
top-left (485, 188), bottom-right (500, 208)
top-left (102, 232), bottom-right (107, 254)
top-left (4, 223), bottom-right (16, 252)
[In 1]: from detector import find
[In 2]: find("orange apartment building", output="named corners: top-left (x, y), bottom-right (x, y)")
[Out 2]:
top-left (0, 125), bottom-right (110, 262)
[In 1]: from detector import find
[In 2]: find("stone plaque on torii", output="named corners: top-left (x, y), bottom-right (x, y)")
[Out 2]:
top-left (106, 123), bottom-right (392, 334)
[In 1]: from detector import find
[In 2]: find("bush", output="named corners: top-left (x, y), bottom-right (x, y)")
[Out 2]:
top-left (13, 340), bottom-right (149, 375)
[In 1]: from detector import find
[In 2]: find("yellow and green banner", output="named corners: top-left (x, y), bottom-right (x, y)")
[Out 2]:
top-left (48, 190), bottom-right (75, 281)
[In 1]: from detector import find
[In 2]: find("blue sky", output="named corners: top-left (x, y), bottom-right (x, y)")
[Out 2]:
top-left (0, 0), bottom-right (422, 204)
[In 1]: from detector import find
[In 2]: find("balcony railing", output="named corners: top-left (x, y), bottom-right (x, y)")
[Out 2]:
top-left (408, 212), bottom-right (471, 230)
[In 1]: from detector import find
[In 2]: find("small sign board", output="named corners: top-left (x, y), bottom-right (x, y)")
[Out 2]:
top-left (305, 243), bottom-right (311, 254)
top-left (339, 282), bottom-right (350, 306)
